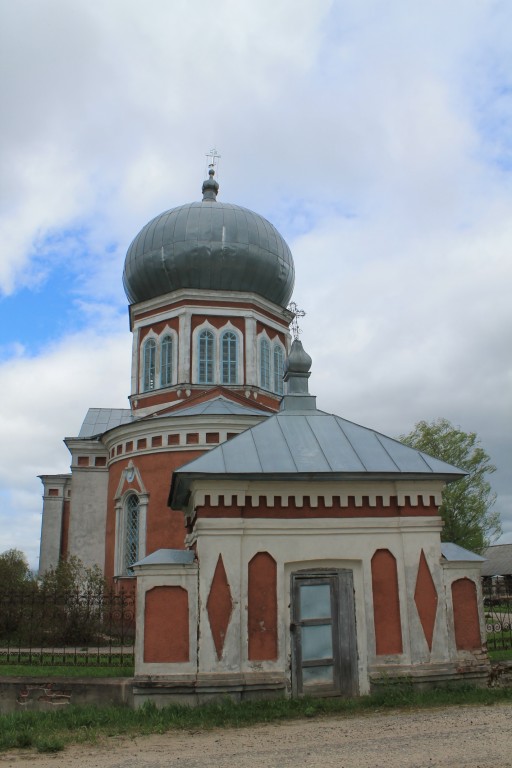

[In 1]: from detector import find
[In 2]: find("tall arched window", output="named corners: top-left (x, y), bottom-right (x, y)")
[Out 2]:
top-left (198, 329), bottom-right (214, 384)
top-left (260, 338), bottom-right (271, 390)
top-left (160, 335), bottom-right (173, 387)
top-left (221, 331), bottom-right (238, 384)
top-left (143, 339), bottom-right (156, 392)
top-left (124, 494), bottom-right (140, 575)
top-left (273, 344), bottom-right (284, 395)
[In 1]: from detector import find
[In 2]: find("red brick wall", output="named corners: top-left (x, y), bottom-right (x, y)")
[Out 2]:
top-left (452, 578), bottom-right (481, 650)
top-left (105, 449), bottom-right (203, 583)
top-left (139, 317), bottom-right (179, 341)
top-left (414, 550), bottom-right (438, 651)
top-left (191, 315), bottom-right (245, 332)
top-left (248, 552), bottom-right (278, 661)
top-left (371, 549), bottom-right (403, 655)
top-left (144, 586), bottom-right (189, 662)
top-left (206, 555), bottom-right (233, 660)
top-left (60, 498), bottom-right (70, 560)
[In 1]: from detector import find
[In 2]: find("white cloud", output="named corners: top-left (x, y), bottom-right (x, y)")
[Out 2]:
top-left (0, 322), bottom-right (132, 566)
top-left (0, 0), bottom-right (511, 558)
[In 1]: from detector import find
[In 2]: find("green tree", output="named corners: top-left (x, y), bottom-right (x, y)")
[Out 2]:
top-left (39, 555), bottom-right (104, 596)
top-left (400, 418), bottom-right (501, 553)
top-left (0, 549), bottom-right (36, 642)
top-left (0, 548), bottom-right (33, 590)
top-left (38, 557), bottom-right (106, 645)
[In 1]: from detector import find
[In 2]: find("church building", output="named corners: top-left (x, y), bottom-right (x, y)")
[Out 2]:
top-left (39, 166), bottom-right (489, 704)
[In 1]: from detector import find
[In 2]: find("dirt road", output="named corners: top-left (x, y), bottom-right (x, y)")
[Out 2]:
top-left (1, 702), bottom-right (511, 768)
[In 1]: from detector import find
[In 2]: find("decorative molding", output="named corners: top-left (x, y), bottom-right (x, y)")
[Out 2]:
top-left (130, 288), bottom-right (294, 328)
top-left (185, 516), bottom-right (444, 548)
top-left (186, 479), bottom-right (445, 516)
top-left (115, 460), bottom-right (148, 500)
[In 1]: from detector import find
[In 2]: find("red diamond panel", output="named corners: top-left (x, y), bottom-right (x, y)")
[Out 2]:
top-left (414, 550), bottom-right (438, 650)
top-left (207, 555), bottom-right (233, 660)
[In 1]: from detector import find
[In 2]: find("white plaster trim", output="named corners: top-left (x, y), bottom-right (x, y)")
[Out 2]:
top-left (191, 516), bottom-right (443, 537)
top-left (114, 462), bottom-right (148, 577)
top-left (186, 479), bottom-right (445, 515)
top-left (130, 288), bottom-right (294, 326)
top-left (178, 311), bottom-right (191, 384)
top-left (245, 316), bottom-right (257, 386)
top-left (114, 460), bottom-right (148, 499)
top-left (130, 327), bottom-right (139, 396)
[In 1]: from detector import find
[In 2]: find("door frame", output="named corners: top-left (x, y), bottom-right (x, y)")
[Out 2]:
top-left (290, 568), bottom-right (358, 698)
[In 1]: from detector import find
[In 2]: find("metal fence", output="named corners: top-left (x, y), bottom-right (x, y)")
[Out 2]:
top-left (0, 587), bottom-right (135, 667)
top-left (482, 576), bottom-right (512, 651)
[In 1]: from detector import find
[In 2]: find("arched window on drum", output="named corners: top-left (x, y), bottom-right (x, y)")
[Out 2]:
top-left (260, 337), bottom-right (271, 390)
top-left (221, 331), bottom-right (238, 385)
top-left (273, 344), bottom-right (284, 395)
top-left (143, 338), bottom-right (156, 392)
top-left (160, 334), bottom-right (174, 388)
top-left (198, 329), bottom-right (214, 384)
top-left (124, 494), bottom-right (140, 575)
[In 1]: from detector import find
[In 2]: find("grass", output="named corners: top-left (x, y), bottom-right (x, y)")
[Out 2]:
top-left (0, 685), bottom-right (511, 754)
top-left (0, 664), bottom-right (134, 677)
top-left (488, 648), bottom-right (512, 662)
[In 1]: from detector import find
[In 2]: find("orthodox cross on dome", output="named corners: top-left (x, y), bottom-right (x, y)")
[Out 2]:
top-left (202, 149), bottom-right (221, 201)
top-left (205, 148), bottom-right (221, 175)
top-left (287, 301), bottom-right (306, 340)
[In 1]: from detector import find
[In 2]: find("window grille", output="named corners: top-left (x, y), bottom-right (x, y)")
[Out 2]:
top-left (221, 331), bottom-right (238, 384)
top-left (124, 494), bottom-right (139, 575)
top-left (260, 338), bottom-right (271, 390)
top-left (273, 344), bottom-right (284, 394)
top-left (198, 330), bottom-right (214, 384)
top-left (143, 339), bottom-right (156, 391)
top-left (161, 335), bottom-right (173, 387)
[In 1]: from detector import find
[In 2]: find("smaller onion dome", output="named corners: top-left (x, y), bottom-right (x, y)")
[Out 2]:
top-left (284, 339), bottom-right (312, 376)
top-left (283, 339), bottom-right (312, 397)
top-left (201, 165), bottom-right (219, 200)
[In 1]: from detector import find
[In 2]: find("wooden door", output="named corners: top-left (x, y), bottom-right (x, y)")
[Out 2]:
top-left (291, 569), bottom-right (358, 697)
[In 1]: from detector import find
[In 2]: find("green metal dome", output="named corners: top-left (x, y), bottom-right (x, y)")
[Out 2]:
top-left (122, 170), bottom-right (295, 307)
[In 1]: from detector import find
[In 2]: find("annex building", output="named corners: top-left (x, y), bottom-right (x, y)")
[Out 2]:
top-left (39, 167), bottom-right (489, 704)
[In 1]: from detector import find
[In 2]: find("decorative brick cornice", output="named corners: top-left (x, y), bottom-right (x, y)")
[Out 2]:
top-left (184, 479), bottom-right (446, 521)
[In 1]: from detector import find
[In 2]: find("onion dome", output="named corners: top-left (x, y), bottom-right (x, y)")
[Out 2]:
top-left (122, 168), bottom-right (295, 307)
top-left (283, 339), bottom-right (312, 396)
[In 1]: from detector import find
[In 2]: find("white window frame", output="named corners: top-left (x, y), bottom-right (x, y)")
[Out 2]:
top-left (142, 337), bottom-right (157, 392)
top-left (258, 332), bottom-right (286, 395)
top-left (139, 327), bottom-right (178, 393)
top-left (191, 321), bottom-right (244, 385)
top-left (259, 334), bottom-right (271, 391)
top-left (160, 329), bottom-right (177, 388)
top-left (221, 329), bottom-right (238, 385)
top-left (198, 328), bottom-right (215, 384)
top-left (273, 341), bottom-right (285, 395)
top-left (114, 489), bottom-right (148, 577)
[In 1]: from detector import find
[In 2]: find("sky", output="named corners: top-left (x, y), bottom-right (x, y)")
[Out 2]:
top-left (0, 0), bottom-right (511, 569)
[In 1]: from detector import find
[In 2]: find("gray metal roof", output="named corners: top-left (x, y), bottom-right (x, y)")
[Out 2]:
top-left (170, 406), bottom-right (466, 507)
top-left (132, 548), bottom-right (195, 567)
top-left (481, 544), bottom-right (512, 576)
top-left (122, 198), bottom-right (295, 307)
top-left (78, 408), bottom-right (133, 438)
top-left (440, 543), bottom-right (485, 562)
top-left (164, 396), bottom-right (270, 419)
top-left (76, 397), bottom-right (265, 439)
